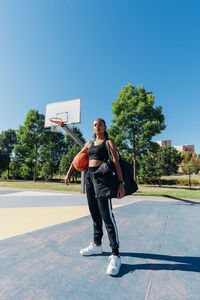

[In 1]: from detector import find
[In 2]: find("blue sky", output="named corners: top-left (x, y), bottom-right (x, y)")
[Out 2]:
top-left (0, 0), bottom-right (199, 153)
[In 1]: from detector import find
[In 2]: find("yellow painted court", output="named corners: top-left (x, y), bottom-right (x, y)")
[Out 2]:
top-left (0, 190), bottom-right (123, 240)
top-left (0, 206), bottom-right (90, 240)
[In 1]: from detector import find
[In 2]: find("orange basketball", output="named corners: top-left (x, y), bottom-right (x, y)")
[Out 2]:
top-left (73, 152), bottom-right (89, 172)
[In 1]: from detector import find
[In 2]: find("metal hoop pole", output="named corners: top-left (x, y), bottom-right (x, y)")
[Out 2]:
top-left (62, 125), bottom-right (84, 148)
top-left (62, 124), bottom-right (85, 193)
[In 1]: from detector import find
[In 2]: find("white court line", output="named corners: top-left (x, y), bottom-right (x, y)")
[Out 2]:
top-left (0, 191), bottom-right (75, 197)
top-left (0, 199), bottom-right (143, 242)
top-left (114, 198), bottom-right (143, 208)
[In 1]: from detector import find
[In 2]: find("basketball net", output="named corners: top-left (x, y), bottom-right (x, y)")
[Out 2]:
top-left (49, 117), bottom-right (64, 133)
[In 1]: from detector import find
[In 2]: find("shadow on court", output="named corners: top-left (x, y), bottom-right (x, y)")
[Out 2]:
top-left (162, 195), bottom-right (200, 205)
top-left (108, 253), bottom-right (200, 277)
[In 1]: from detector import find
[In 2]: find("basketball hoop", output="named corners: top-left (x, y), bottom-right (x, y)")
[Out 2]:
top-left (49, 117), bottom-right (64, 127)
top-left (50, 125), bottom-right (60, 133)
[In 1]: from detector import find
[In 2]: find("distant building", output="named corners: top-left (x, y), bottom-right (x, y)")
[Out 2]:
top-left (156, 140), bottom-right (172, 147)
top-left (155, 140), bottom-right (195, 153)
top-left (174, 145), bottom-right (195, 152)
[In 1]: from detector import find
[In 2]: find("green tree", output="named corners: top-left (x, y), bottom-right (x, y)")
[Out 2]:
top-left (40, 159), bottom-right (55, 181)
top-left (40, 131), bottom-right (68, 178)
top-left (0, 149), bottom-right (8, 174)
top-left (183, 160), bottom-right (198, 175)
top-left (19, 163), bottom-right (32, 180)
top-left (181, 151), bottom-right (199, 175)
top-left (181, 151), bottom-right (193, 166)
top-left (139, 146), bottom-right (182, 186)
top-left (0, 129), bottom-right (17, 179)
top-left (14, 110), bottom-right (45, 181)
top-left (183, 161), bottom-right (198, 189)
top-left (196, 155), bottom-right (200, 173)
top-left (59, 126), bottom-right (86, 182)
top-left (7, 159), bottom-right (32, 180)
top-left (181, 151), bottom-right (192, 164)
top-left (138, 151), bottom-right (158, 183)
top-left (191, 152), bottom-right (197, 161)
top-left (64, 126), bottom-right (86, 149)
top-left (157, 146), bottom-right (182, 175)
top-left (9, 159), bottom-right (22, 179)
top-left (59, 146), bottom-right (80, 182)
top-left (108, 84), bottom-right (166, 179)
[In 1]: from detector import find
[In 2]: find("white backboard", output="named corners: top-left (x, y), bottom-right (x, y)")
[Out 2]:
top-left (45, 98), bottom-right (81, 128)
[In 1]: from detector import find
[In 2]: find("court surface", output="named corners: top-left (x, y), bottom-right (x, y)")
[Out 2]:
top-left (0, 188), bottom-right (200, 300)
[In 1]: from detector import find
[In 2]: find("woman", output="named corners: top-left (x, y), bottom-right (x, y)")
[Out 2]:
top-left (65, 118), bottom-right (125, 276)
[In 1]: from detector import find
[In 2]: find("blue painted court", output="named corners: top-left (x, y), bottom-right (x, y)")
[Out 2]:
top-left (0, 188), bottom-right (200, 299)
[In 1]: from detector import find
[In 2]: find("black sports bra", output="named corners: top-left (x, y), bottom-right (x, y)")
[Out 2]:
top-left (88, 139), bottom-right (109, 162)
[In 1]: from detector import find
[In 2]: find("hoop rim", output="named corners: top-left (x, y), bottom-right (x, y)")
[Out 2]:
top-left (49, 117), bottom-right (64, 126)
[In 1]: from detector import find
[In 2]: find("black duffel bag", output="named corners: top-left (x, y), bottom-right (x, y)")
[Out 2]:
top-left (119, 158), bottom-right (138, 196)
top-left (94, 141), bottom-right (138, 198)
top-left (93, 160), bottom-right (119, 199)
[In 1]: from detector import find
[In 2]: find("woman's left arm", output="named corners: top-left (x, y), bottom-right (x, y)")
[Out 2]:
top-left (108, 140), bottom-right (125, 199)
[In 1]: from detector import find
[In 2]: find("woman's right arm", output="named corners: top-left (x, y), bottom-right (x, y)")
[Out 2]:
top-left (64, 141), bottom-right (92, 185)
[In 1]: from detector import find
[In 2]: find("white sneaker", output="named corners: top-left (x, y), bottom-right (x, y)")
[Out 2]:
top-left (80, 242), bottom-right (103, 256)
top-left (106, 255), bottom-right (121, 276)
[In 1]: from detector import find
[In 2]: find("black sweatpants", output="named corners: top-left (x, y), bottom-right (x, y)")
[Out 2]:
top-left (85, 166), bottom-right (120, 255)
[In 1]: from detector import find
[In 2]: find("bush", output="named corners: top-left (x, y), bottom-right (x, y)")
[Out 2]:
top-left (40, 160), bottom-right (55, 181)
top-left (9, 160), bottom-right (22, 179)
top-left (1, 170), bottom-right (8, 179)
top-left (20, 164), bottom-right (32, 180)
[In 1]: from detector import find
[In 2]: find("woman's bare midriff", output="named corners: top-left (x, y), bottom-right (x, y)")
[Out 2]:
top-left (89, 160), bottom-right (103, 167)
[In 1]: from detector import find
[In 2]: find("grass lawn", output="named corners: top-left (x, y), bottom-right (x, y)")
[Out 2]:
top-left (162, 174), bottom-right (200, 186)
top-left (0, 179), bottom-right (200, 201)
top-left (0, 180), bottom-right (81, 192)
top-left (136, 185), bottom-right (200, 201)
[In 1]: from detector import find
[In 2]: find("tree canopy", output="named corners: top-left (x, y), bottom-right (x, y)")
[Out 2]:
top-left (0, 129), bottom-right (17, 178)
top-left (14, 110), bottom-right (46, 181)
top-left (108, 84), bottom-right (166, 179)
top-left (138, 145), bottom-right (182, 185)
top-left (12, 110), bottom-right (86, 181)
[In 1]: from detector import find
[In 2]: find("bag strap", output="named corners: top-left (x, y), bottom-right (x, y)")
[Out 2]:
top-left (105, 140), bottom-right (121, 162)
top-left (105, 140), bottom-right (111, 162)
